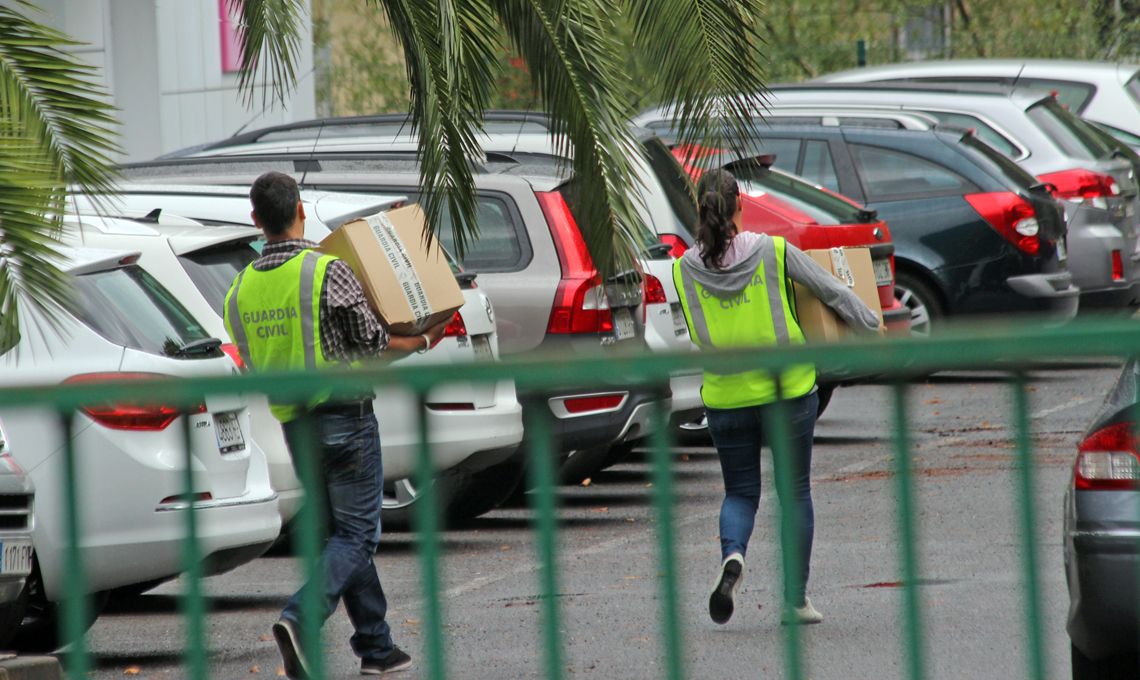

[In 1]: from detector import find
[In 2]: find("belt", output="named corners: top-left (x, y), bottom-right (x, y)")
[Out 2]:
top-left (310, 399), bottom-right (374, 418)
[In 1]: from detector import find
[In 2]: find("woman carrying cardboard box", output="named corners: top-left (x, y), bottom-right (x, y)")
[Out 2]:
top-left (672, 168), bottom-right (881, 626)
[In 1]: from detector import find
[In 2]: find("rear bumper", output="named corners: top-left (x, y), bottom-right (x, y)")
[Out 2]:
top-left (1078, 283), bottom-right (1137, 312)
top-left (1066, 528), bottom-right (1140, 659)
top-left (540, 385), bottom-right (666, 453)
top-left (1004, 271), bottom-right (1080, 322)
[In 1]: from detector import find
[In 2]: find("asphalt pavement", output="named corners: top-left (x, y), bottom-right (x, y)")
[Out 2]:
top-left (78, 361), bottom-right (1121, 679)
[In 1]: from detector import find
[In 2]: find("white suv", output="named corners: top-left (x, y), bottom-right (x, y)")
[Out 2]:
top-left (0, 245), bottom-right (280, 649)
top-left (62, 200), bottom-right (525, 528)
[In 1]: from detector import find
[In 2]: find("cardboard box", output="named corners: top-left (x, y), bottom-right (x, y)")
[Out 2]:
top-left (792, 247), bottom-right (883, 342)
top-left (318, 204), bottom-right (465, 335)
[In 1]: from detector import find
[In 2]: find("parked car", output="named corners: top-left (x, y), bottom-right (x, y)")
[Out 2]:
top-left (625, 122), bottom-right (1080, 333)
top-left (61, 202), bottom-right (524, 528)
top-left (814, 59), bottom-right (1140, 150)
top-left (638, 84), bottom-right (1140, 314)
top-left (0, 244), bottom-right (280, 649)
top-left (1066, 357), bottom-right (1140, 678)
top-left (118, 154), bottom-right (669, 484)
top-left (0, 419), bottom-right (34, 648)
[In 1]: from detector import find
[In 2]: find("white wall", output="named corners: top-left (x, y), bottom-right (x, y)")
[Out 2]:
top-left (4, 0), bottom-right (316, 162)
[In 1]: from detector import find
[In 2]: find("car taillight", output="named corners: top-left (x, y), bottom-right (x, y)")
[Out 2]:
top-left (659, 234), bottom-right (689, 258)
top-left (443, 311), bottom-right (467, 338)
top-left (63, 373), bottom-right (206, 431)
top-left (537, 191), bottom-right (614, 334)
top-left (964, 192), bottom-right (1042, 255)
top-left (643, 275), bottom-right (668, 305)
top-left (1113, 250), bottom-right (1125, 281)
top-left (220, 343), bottom-right (246, 371)
top-left (1075, 421), bottom-right (1140, 490)
top-left (1037, 169), bottom-right (1120, 209)
top-left (563, 394), bottom-right (625, 414)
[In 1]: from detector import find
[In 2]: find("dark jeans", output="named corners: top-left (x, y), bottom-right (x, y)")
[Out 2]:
top-left (706, 390), bottom-right (819, 607)
top-left (281, 409), bottom-right (395, 660)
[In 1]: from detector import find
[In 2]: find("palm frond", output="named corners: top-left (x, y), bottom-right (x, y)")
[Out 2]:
top-left (0, 2), bottom-right (122, 345)
top-left (231, 0), bottom-right (304, 109)
top-left (491, 0), bottom-right (646, 276)
top-left (375, 0), bottom-right (503, 257)
top-left (628, 0), bottom-right (768, 168)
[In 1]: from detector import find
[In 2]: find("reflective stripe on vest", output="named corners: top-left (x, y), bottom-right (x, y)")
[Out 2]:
top-left (673, 236), bottom-right (815, 409)
top-left (224, 250), bottom-right (336, 422)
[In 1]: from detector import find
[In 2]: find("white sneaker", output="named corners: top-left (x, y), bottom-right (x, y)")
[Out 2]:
top-left (708, 553), bottom-right (744, 625)
top-left (782, 597), bottom-right (823, 625)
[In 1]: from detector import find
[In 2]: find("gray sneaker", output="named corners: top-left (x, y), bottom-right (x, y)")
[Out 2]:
top-left (272, 618), bottom-right (311, 679)
top-left (708, 553), bottom-right (745, 625)
top-left (361, 647), bottom-right (413, 675)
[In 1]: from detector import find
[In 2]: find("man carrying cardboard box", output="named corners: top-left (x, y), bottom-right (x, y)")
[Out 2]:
top-left (224, 171), bottom-right (445, 678)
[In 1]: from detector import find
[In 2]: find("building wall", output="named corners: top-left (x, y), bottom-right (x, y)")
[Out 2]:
top-left (9, 0), bottom-right (316, 161)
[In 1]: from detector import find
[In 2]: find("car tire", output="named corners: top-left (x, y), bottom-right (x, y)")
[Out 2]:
top-left (0, 587), bottom-right (27, 649)
top-left (13, 557), bottom-right (107, 653)
top-left (816, 385), bottom-right (835, 418)
top-left (894, 271), bottom-right (942, 337)
top-left (558, 445), bottom-right (613, 485)
top-left (382, 457), bottom-right (526, 530)
top-left (1071, 643), bottom-right (1138, 679)
top-left (445, 456), bottom-right (526, 522)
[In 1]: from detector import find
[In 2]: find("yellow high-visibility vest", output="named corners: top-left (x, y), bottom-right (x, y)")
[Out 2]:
top-left (673, 236), bottom-right (815, 409)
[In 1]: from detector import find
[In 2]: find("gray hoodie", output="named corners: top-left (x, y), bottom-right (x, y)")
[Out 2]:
top-left (679, 232), bottom-right (881, 334)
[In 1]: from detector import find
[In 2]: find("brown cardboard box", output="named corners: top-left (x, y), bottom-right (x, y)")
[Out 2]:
top-left (792, 247), bottom-right (883, 342)
top-left (318, 204), bottom-right (465, 335)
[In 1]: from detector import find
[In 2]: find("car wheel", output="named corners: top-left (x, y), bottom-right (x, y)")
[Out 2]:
top-left (676, 413), bottom-right (712, 446)
top-left (894, 271), bottom-right (942, 337)
top-left (1071, 643), bottom-right (1138, 679)
top-left (445, 456), bottom-right (526, 522)
top-left (816, 385), bottom-right (835, 418)
top-left (13, 557), bottom-right (106, 653)
top-left (0, 586), bottom-right (27, 649)
top-left (558, 445), bottom-right (613, 485)
top-left (382, 460), bottom-right (524, 531)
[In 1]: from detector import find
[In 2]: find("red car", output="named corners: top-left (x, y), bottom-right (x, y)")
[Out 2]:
top-left (669, 145), bottom-right (910, 337)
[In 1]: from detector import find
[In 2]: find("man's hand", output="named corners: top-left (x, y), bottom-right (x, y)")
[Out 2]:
top-left (384, 320), bottom-right (450, 357)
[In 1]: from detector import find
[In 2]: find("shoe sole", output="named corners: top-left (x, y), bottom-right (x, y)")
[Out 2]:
top-left (709, 562), bottom-right (742, 625)
top-left (272, 621), bottom-right (309, 680)
top-left (361, 657), bottom-right (413, 675)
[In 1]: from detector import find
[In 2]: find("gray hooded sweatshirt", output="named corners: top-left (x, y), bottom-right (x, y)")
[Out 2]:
top-left (679, 232), bottom-right (881, 335)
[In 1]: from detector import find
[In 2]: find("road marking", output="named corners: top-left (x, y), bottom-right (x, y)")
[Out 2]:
top-left (1031, 396), bottom-right (1093, 420)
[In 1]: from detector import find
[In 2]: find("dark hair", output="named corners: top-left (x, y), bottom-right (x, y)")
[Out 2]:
top-left (249, 171), bottom-right (301, 236)
top-left (695, 169), bottom-right (740, 269)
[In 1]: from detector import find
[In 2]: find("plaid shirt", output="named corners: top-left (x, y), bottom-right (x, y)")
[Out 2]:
top-left (253, 239), bottom-right (389, 361)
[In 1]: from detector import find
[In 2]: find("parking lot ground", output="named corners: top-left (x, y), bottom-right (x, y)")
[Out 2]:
top-left (79, 362), bottom-right (1119, 679)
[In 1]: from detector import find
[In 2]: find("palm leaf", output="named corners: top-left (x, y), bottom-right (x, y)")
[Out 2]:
top-left (0, 1), bottom-right (121, 346)
top-left (627, 0), bottom-right (768, 168)
top-left (229, 0), bottom-right (304, 109)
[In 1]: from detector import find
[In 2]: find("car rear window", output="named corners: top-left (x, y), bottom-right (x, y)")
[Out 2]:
top-left (733, 164), bottom-right (863, 225)
top-left (641, 137), bottom-right (699, 239)
top-left (179, 242), bottom-right (259, 315)
top-left (559, 178), bottom-right (660, 254)
top-left (1025, 99), bottom-right (1114, 160)
top-left (72, 265), bottom-right (213, 357)
top-left (920, 110), bottom-right (1021, 157)
top-left (958, 133), bottom-right (1040, 191)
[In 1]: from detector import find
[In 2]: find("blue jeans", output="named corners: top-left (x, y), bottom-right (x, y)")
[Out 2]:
top-left (706, 390), bottom-right (818, 607)
top-left (281, 410), bottom-right (395, 660)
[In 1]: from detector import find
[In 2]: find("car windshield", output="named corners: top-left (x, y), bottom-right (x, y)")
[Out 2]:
top-left (732, 164), bottom-right (865, 225)
top-left (1025, 99), bottom-right (1114, 160)
top-left (641, 137), bottom-right (699, 239)
top-left (179, 242), bottom-right (259, 315)
top-left (958, 133), bottom-right (1040, 191)
top-left (72, 264), bottom-right (212, 358)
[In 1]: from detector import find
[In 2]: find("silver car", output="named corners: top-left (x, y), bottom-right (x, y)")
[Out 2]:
top-left (637, 84), bottom-right (1140, 313)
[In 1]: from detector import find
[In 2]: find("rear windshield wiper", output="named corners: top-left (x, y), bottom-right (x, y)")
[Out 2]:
top-left (643, 242), bottom-right (674, 257)
top-left (171, 337), bottom-right (223, 358)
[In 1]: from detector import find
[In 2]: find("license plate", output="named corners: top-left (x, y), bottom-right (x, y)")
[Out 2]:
top-left (0, 541), bottom-right (32, 577)
top-left (214, 412), bottom-right (245, 453)
top-left (872, 258), bottom-right (893, 286)
top-left (670, 303), bottom-right (687, 337)
top-left (472, 335), bottom-right (494, 361)
top-left (1056, 239), bottom-right (1067, 262)
top-left (613, 308), bottom-right (635, 341)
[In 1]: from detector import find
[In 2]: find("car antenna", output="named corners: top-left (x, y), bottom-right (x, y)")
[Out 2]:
top-left (1012, 64), bottom-right (1026, 89)
top-left (298, 120), bottom-right (326, 189)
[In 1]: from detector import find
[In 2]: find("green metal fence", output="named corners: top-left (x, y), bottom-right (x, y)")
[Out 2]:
top-left (5, 316), bottom-right (1137, 678)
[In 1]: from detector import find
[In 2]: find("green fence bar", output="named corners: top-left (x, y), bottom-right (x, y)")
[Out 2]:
top-left (413, 392), bottom-right (448, 680)
top-left (763, 391), bottom-right (805, 680)
top-left (524, 397), bottom-right (563, 680)
top-left (291, 412), bottom-right (327, 680)
top-left (891, 382), bottom-right (926, 680)
top-left (647, 390), bottom-right (683, 680)
top-left (1011, 372), bottom-right (1047, 680)
top-left (55, 411), bottom-right (88, 678)
top-left (178, 415), bottom-right (207, 680)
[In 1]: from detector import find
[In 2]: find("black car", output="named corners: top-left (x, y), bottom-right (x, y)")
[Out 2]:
top-left (1067, 358), bottom-right (1140, 678)
top-left (648, 123), bottom-right (1079, 334)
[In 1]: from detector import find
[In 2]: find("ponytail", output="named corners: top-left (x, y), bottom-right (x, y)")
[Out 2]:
top-left (695, 169), bottom-right (740, 269)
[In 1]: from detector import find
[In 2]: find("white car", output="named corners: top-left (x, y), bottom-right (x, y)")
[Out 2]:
top-left (0, 245), bottom-right (280, 649)
top-left (0, 419), bottom-right (34, 647)
top-left (62, 200), bottom-right (524, 528)
top-left (814, 59), bottom-right (1140, 150)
